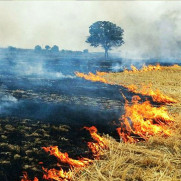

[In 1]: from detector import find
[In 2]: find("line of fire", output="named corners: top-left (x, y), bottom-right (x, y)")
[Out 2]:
top-left (19, 64), bottom-right (180, 181)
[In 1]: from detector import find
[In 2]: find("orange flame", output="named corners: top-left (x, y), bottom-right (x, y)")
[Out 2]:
top-left (75, 71), bottom-right (109, 84)
top-left (41, 127), bottom-right (107, 180)
top-left (124, 64), bottom-right (161, 73)
top-left (22, 126), bottom-right (108, 181)
top-left (84, 126), bottom-right (108, 158)
top-left (42, 146), bottom-right (92, 168)
top-left (42, 167), bottom-right (72, 181)
top-left (21, 172), bottom-right (39, 181)
top-left (127, 84), bottom-right (177, 104)
top-left (75, 70), bottom-right (177, 104)
top-left (117, 95), bottom-right (173, 143)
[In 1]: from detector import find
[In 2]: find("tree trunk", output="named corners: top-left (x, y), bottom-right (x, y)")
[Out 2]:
top-left (105, 49), bottom-right (108, 60)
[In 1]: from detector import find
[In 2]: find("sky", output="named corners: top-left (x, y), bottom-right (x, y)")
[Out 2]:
top-left (0, 1), bottom-right (181, 58)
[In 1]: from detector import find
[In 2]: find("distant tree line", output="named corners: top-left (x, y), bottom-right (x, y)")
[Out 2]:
top-left (5, 21), bottom-right (124, 60)
top-left (34, 45), bottom-right (89, 55)
top-left (34, 45), bottom-right (59, 53)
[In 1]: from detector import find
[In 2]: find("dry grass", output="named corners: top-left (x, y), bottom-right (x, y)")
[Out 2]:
top-left (74, 65), bottom-right (181, 181)
top-left (104, 66), bottom-right (181, 108)
top-left (74, 122), bottom-right (181, 181)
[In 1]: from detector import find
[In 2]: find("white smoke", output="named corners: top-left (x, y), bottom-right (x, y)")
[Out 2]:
top-left (0, 86), bottom-right (18, 113)
top-left (14, 61), bottom-right (75, 79)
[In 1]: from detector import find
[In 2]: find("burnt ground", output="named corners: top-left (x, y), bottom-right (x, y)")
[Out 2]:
top-left (0, 81), bottom-right (161, 181)
top-left (0, 78), bottom-right (127, 181)
top-left (0, 55), bottom-right (176, 181)
top-left (0, 117), bottom-right (109, 181)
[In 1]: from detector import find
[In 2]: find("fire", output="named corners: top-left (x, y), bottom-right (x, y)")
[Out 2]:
top-left (171, 64), bottom-right (180, 68)
top-left (21, 126), bottom-right (107, 181)
top-left (20, 64), bottom-right (179, 180)
top-left (127, 84), bottom-right (177, 104)
top-left (21, 172), bottom-right (39, 181)
top-left (75, 70), bottom-right (177, 104)
top-left (84, 126), bottom-right (108, 158)
top-left (124, 64), bottom-right (161, 73)
top-left (41, 127), bottom-right (107, 180)
top-left (75, 71), bottom-right (109, 84)
top-left (42, 167), bottom-right (73, 181)
top-left (42, 146), bottom-right (92, 168)
top-left (117, 95), bottom-right (173, 143)
top-left (41, 146), bottom-right (92, 181)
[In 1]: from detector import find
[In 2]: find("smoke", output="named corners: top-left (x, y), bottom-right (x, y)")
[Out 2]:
top-left (14, 60), bottom-right (75, 79)
top-left (0, 85), bottom-right (18, 114)
top-left (0, 1), bottom-right (181, 60)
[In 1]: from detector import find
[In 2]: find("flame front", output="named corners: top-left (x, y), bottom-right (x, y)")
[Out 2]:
top-left (42, 146), bottom-right (92, 180)
top-left (84, 126), bottom-right (108, 158)
top-left (75, 67), bottom-right (177, 104)
top-left (75, 71), bottom-right (108, 84)
top-left (40, 127), bottom-right (107, 180)
top-left (42, 167), bottom-right (72, 181)
top-left (127, 84), bottom-right (177, 104)
top-left (117, 95), bottom-right (173, 143)
top-left (124, 64), bottom-right (161, 73)
top-left (42, 146), bottom-right (92, 168)
top-left (21, 64), bottom-right (178, 180)
top-left (21, 172), bottom-right (39, 181)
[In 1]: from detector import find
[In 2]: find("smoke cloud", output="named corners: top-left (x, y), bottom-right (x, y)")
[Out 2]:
top-left (0, 1), bottom-right (181, 59)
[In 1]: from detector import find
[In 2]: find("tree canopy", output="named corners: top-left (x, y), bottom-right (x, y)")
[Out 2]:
top-left (45, 45), bottom-right (51, 50)
top-left (51, 45), bottom-right (59, 52)
top-left (34, 45), bottom-right (42, 52)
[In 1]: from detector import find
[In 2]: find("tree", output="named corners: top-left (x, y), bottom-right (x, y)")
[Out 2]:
top-left (8, 46), bottom-right (17, 52)
top-left (86, 21), bottom-right (124, 60)
top-left (51, 45), bottom-right (59, 53)
top-left (83, 49), bottom-right (89, 53)
top-left (45, 45), bottom-right (51, 51)
top-left (34, 45), bottom-right (42, 52)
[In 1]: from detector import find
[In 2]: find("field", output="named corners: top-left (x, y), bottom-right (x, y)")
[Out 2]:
top-left (75, 65), bottom-right (181, 181)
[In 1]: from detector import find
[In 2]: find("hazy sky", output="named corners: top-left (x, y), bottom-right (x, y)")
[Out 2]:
top-left (0, 1), bottom-right (181, 58)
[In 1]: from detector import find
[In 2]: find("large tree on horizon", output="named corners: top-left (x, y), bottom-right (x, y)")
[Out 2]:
top-left (86, 21), bottom-right (124, 60)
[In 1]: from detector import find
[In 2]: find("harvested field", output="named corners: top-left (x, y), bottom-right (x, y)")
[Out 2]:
top-left (74, 65), bottom-right (181, 181)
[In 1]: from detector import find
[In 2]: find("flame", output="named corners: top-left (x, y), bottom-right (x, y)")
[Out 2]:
top-left (124, 64), bottom-right (161, 73)
top-left (21, 172), bottom-right (39, 181)
top-left (75, 71), bottom-right (108, 84)
top-left (42, 167), bottom-right (72, 181)
top-left (171, 64), bottom-right (180, 68)
top-left (75, 70), bottom-right (177, 104)
top-left (117, 95), bottom-right (173, 143)
top-left (21, 126), bottom-right (107, 181)
top-left (42, 146), bottom-right (92, 168)
top-left (41, 127), bottom-right (107, 180)
top-left (20, 64), bottom-right (179, 180)
top-left (84, 126), bottom-right (108, 158)
top-left (41, 146), bottom-right (91, 181)
top-left (127, 84), bottom-right (177, 104)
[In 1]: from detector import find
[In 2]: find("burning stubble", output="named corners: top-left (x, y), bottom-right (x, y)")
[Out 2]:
top-left (20, 64), bottom-right (179, 181)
